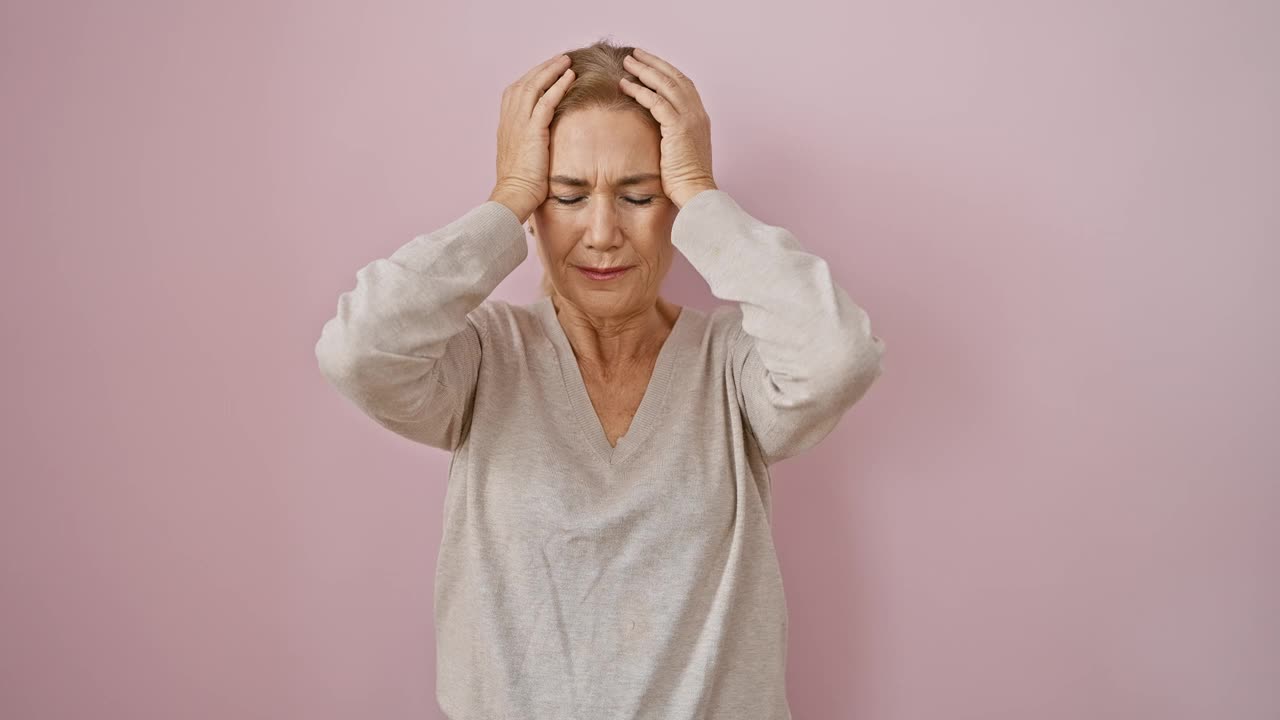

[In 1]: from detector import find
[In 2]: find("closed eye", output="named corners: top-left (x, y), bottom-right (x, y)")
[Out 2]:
top-left (554, 196), bottom-right (654, 206)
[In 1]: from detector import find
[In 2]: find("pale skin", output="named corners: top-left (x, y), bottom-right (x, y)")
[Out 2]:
top-left (489, 48), bottom-right (717, 446)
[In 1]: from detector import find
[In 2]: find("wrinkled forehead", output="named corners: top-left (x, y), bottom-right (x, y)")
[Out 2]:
top-left (548, 109), bottom-right (660, 188)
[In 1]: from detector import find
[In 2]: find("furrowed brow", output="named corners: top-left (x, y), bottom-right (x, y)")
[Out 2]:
top-left (549, 173), bottom-right (662, 188)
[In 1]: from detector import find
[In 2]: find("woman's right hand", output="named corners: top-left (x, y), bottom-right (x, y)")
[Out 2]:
top-left (489, 53), bottom-right (575, 223)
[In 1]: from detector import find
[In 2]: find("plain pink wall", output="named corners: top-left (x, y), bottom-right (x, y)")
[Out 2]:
top-left (3, 1), bottom-right (1276, 718)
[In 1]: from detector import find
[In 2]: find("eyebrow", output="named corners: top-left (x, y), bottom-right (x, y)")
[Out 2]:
top-left (549, 173), bottom-right (662, 188)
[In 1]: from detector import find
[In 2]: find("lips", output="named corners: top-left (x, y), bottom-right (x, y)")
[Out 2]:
top-left (576, 265), bottom-right (633, 280)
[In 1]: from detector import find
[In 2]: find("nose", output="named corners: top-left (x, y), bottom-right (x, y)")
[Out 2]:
top-left (582, 197), bottom-right (624, 251)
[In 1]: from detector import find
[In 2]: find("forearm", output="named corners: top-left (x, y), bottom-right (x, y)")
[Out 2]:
top-left (314, 198), bottom-right (528, 448)
top-left (671, 189), bottom-right (885, 463)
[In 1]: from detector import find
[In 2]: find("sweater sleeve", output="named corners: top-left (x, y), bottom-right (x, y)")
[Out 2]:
top-left (670, 189), bottom-right (886, 466)
top-left (314, 199), bottom-right (528, 451)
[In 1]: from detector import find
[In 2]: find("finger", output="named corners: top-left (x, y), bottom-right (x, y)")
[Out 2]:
top-left (632, 47), bottom-right (691, 87)
top-left (621, 53), bottom-right (689, 116)
top-left (619, 76), bottom-right (681, 127)
top-left (531, 67), bottom-right (574, 126)
top-left (507, 54), bottom-right (570, 109)
top-left (503, 53), bottom-right (566, 112)
top-left (516, 52), bottom-right (571, 87)
top-left (517, 55), bottom-right (574, 117)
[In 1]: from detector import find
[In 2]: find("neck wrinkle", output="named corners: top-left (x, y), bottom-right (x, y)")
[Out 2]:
top-left (550, 293), bottom-right (678, 369)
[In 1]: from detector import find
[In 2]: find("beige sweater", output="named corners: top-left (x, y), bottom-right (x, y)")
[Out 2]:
top-left (315, 189), bottom-right (885, 719)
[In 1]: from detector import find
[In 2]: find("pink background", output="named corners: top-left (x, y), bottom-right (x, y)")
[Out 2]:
top-left (3, 1), bottom-right (1277, 718)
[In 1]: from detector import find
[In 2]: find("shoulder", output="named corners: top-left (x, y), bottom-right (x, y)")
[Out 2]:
top-left (706, 303), bottom-right (747, 349)
top-left (464, 297), bottom-right (543, 345)
top-left (668, 303), bottom-right (747, 369)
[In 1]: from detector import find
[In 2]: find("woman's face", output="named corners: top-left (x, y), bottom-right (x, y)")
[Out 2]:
top-left (531, 107), bottom-right (677, 319)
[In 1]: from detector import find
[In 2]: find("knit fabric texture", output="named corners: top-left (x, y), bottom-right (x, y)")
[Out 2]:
top-left (315, 189), bottom-right (885, 719)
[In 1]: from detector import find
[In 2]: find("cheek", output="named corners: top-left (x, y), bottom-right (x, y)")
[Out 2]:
top-left (540, 238), bottom-right (577, 268)
top-left (636, 241), bottom-right (673, 270)
top-left (536, 213), bottom-right (673, 263)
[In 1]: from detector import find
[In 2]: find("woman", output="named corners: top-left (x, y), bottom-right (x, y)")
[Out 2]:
top-left (315, 40), bottom-right (885, 720)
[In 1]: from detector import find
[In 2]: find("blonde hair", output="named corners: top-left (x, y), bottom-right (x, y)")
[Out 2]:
top-left (532, 36), bottom-right (660, 298)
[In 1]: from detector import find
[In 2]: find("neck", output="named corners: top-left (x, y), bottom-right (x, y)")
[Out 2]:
top-left (549, 294), bottom-right (679, 369)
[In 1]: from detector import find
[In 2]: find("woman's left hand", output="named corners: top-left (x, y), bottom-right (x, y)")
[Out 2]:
top-left (620, 48), bottom-right (718, 208)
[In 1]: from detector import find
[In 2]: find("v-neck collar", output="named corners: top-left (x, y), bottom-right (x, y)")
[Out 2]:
top-left (533, 295), bottom-right (692, 467)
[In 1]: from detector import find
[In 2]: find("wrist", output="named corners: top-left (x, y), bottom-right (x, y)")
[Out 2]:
top-left (488, 186), bottom-right (537, 224)
top-left (670, 181), bottom-right (718, 209)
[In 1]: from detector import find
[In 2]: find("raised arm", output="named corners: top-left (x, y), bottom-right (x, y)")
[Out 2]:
top-left (315, 51), bottom-right (578, 450)
top-left (314, 200), bottom-right (527, 450)
top-left (671, 189), bottom-right (886, 466)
